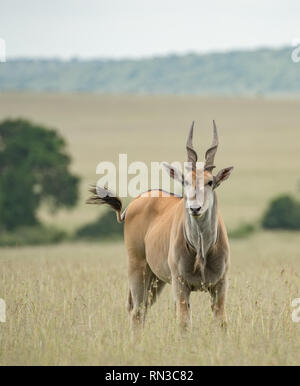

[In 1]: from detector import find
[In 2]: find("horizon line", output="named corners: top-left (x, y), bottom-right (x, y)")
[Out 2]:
top-left (4, 44), bottom-right (291, 62)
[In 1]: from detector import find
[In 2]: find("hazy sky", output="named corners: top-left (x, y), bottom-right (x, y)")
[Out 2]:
top-left (1, 0), bottom-right (299, 59)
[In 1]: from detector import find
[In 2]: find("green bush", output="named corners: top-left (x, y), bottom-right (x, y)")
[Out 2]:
top-left (76, 210), bottom-right (123, 240)
top-left (262, 195), bottom-right (300, 230)
top-left (0, 225), bottom-right (67, 247)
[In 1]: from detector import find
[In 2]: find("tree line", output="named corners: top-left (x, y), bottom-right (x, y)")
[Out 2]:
top-left (0, 119), bottom-right (299, 246)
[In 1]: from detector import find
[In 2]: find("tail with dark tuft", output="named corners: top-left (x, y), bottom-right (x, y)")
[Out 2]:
top-left (86, 185), bottom-right (124, 223)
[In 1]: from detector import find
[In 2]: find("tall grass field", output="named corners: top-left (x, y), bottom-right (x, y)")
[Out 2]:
top-left (0, 93), bottom-right (299, 365)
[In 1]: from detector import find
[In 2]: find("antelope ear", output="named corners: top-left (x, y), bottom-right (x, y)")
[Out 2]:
top-left (162, 162), bottom-right (185, 185)
top-left (214, 166), bottom-right (234, 188)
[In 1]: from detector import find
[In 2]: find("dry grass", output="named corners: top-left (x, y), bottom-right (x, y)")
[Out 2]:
top-left (0, 232), bottom-right (299, 366)
top-left (0, 93), bottom-right (300, 365)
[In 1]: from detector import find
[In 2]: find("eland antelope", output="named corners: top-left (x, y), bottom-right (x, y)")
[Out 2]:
top-left (87, 122), bottom-right (233, 330)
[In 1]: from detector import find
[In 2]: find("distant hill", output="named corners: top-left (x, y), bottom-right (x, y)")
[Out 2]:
top-left (0, 47), bottom-right (299, 95)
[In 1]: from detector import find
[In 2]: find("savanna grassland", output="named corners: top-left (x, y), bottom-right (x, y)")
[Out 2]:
top-left (0, 93), bottom-right (299, 365)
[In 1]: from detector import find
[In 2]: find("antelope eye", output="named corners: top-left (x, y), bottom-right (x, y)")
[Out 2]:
top-left (208, 180), bottom-right (213, 187)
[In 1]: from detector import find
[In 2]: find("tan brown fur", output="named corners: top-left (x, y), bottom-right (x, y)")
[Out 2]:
top-left (88, 122), bottom-right (233, 331)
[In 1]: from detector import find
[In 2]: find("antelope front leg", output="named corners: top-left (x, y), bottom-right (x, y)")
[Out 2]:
top-left (210, 276), bottom-right (228, 327)
top-left (172, 274), bottom-right (191, 330)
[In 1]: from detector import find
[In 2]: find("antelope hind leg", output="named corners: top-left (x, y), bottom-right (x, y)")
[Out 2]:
top-left (209, 276), bottom-right (228, 328)
top-left (127, 260), bottom-right (154, 333)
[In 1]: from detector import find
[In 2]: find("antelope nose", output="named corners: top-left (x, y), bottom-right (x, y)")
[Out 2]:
top-left (190, 206), bottom-right (201, 215)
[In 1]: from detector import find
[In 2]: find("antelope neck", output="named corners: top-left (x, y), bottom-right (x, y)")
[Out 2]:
top-left (183, 192), bottom-right (218, 259)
